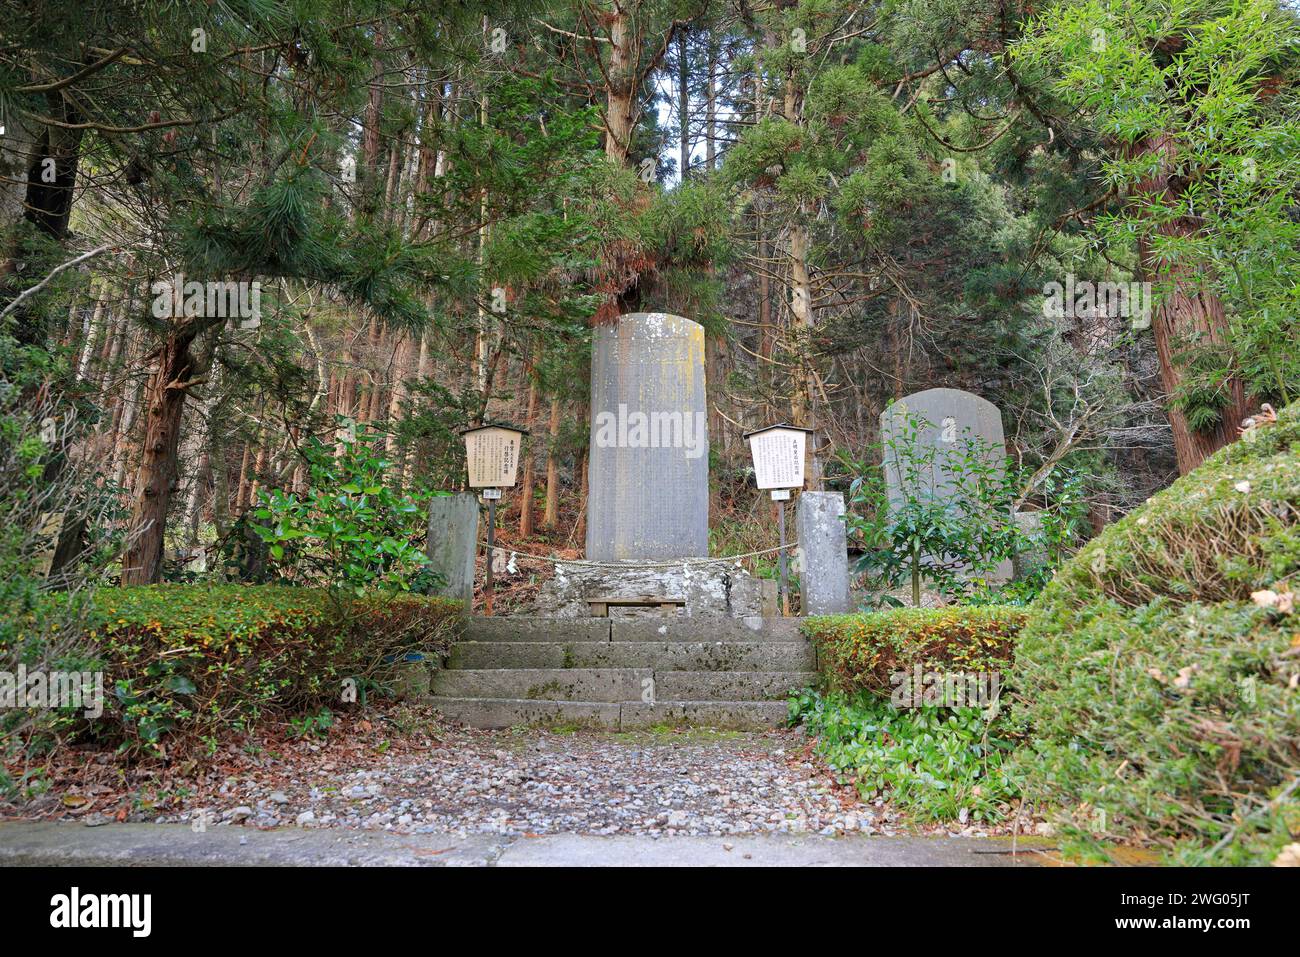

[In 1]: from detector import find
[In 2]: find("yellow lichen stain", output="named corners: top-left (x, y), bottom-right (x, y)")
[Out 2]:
top-left (1033, 843), bottom-right (1163, 867)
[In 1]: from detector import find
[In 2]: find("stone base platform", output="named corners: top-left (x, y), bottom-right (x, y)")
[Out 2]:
top-left (531, 561), bottom-right (774, 618)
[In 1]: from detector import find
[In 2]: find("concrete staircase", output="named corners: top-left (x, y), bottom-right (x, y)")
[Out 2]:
top-left (428, 616), bottom-right (817, 730)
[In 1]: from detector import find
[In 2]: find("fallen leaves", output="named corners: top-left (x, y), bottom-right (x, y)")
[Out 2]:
top-left (1272, 842), bottom-right (1300, 867)
top-left (1238, 403), bottom-right (1279, 438)
top-left (2, 703), bottom-right (448, 827)
top-left (1251, 587), bottom-right (1295, 614)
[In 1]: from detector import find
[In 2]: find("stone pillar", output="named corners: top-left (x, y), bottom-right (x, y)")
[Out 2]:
top-left (796, 491), bottom-right (850, 614)
top-left (586, 312), bottom-right (709, 560)
top-left (426, 492), bottom-right (479, 605)
top-left (1011, 509), bottom-right (1049, 581)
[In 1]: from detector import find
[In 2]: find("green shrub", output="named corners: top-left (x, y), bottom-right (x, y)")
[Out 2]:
top-left (1012, 400), bottom-right (1300, 865)
top-left (250, 424), bottom-right (442, 595)
top-left (803, 606), bottom-right (1026, 696)
top-left (789, 689), bottom-right (1022, 823)
top-left (843, 408), bottom-right (1088, 608)
top-left (1, 334), bottom-right (126, 775)
top-left (89, 585), bottom-right (462, 751)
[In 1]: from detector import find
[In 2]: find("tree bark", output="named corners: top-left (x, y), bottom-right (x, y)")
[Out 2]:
top-left (359, 31), bottom-right (386, 217)
top-left (384, 332), bottom-right (410, 458)
top-left (605, 4), bottom-right (635, 164)
top-left (788, 222), bottom-right (822, 489)
top-left (678, 30), bottom-right (690, 180)
top-left (542, 397), bottom-right (561, 528)
top-left (235, 441), bottom-right (253, 511)
top-left (121, 328), bottom-right (201, 585)
top-left (705, 33), bottom-right (717, 173)
top-left (1, 94), bottom-right (85, 346)
top-left (1134, 132), bottom-right (1252, 474)
top-left (518, 355), bottom-right (540, 536)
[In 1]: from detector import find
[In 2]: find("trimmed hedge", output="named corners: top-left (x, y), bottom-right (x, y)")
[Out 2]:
top-left (802, 606), bottom-right (1026, 696)
top-left (1012, 399), bottom-right (1300, 865)
top-left (90, 585), bottom-right (462, 750)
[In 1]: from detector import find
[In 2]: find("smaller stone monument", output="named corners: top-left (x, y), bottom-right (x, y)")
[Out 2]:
top-left (880, 387), bottom-right (1007, 509)
top-left (796, 492), bottom-right (850, 614)
top-left (1011, 509), bottom-right (1049, 580)
top-left (426, 492), bottom-right (479, 605)
top-left (880, 387), bottom-right (1014, 580)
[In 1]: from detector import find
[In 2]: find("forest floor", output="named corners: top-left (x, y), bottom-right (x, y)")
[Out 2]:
top-left (3, 704), bottom-right (1034, 844)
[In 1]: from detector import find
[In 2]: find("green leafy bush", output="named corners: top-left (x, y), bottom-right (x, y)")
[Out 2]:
top-left (1, 334), bottom-right (127, 781)
top-left (803, 606), bottom-right (1026, 697)
top-left (1012, 400), bottom-right (1300, 864)
top-left (844, 408), bottom-right (1087, 607)
top-left (250, 423), bottom-right (442, 595)
top-left (790, 690), bottom-right (1022, 823)
top-left (89, 585), bottom-right (462, 751)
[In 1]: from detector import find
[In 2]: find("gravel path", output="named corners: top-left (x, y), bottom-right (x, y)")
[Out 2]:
top-left (184, 728), bottom-right (882, 838)
top-left (11, 709), bottom-right (1021, 841)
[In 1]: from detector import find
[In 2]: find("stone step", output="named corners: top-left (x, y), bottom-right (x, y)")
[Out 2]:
top-left (446, 641), bottom-right (815, 673)
top-left (652, 670), bottom-right (816, 701)
top-left (427, 697), bottom-right (619, 729)
top-left (426, 697), bottom-right (789, 731)
top-left (461, 616), bottom-right (805, 644)
top-left (430, 668), bottom-right (817, 702)
top-left (463, 617), bottom-right (611, 643)
top-left (610, 617), bottom-right (802, 643)
top-left (620, 700), bottom-right (789, 730)
top-left (431, 668), bottom-right (652, 702)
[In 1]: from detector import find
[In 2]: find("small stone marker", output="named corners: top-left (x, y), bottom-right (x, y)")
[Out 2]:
top-left (426, 492), bottom-right (479, 605)
top-left (586, 312), bottom-right (709, 561)
top-left (796, 491), bottom-right (850, 614)
top-left (1011, 510), bottom-right (1049, 580)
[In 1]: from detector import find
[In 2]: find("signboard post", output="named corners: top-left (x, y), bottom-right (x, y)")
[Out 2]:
top-left (461, 424), bottom-right (527, 616)
top-left (744, 424), bottom-right (813, 616)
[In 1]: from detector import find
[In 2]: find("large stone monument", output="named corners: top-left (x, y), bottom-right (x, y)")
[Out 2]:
top-left (534, 312), bottom-right (764, 617)
top-left (585, 312), bottom-right (709, 560)
top-left (880, 387), bottom-right (1013, 580)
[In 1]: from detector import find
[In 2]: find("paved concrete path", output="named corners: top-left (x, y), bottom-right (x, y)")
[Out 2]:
top-left (0, 822), bottom-right (1049, 867)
